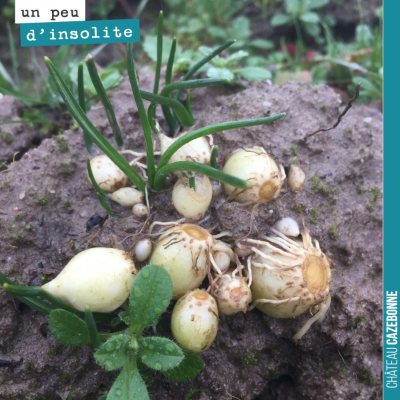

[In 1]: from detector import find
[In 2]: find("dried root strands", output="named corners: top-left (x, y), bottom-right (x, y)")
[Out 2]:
top-left (247, 226), bottom-right (331, 337)
top-left (292, 293), bottom-right (331, 340)
top-left (222, 148), bottom-right (286, 204)
top-left (87, 155), bottom-right (128, 193)
top-left (171, 289), bottom-right (218, 354)
top-left (172, 174), bottom-right (213, 220)
top-left (213, 269), bottom-right (252, 315)
top-left (108, 187), bottom-right (144, 207)
top-left (288, 164), bottom-right (305, 192)
top-left (159, 132), bottom-right (211, 166)
top-left (42, 248), bottom-right (137, 313)
top-left (149, 224), bottom-right (233, 299)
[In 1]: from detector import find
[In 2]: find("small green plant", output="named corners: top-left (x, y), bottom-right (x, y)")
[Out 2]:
top-left (14, 214), bottom-right (22, 221)
top-left (367, 187), bottom-right (380, 210)
top-left (0, 131), bottom-right (13, 144)
top-left (242, 350), bottom-right (259, 366)
top-left (271, 0), bottom-right (330, 44)
top-left (310, 207), bottom-right (318, 225)
top-left (36, 197), bottom-right (47, 206)
top-left (60, 162), bottom-right (76, 176)
top-left (197, 46), bottom-right (271, 82)
top-left (62, 201), bottom-right (72, 209)
top-left (328, 224), bottom-right (339, 237)
top-left (0, 266), bottom-right (203, 399)
top-left (26, 360), bottom-right (35, 370)
top-left (310, 176), bottom-right (330, 196)
top-left (52, 136), bottom-right (70, 153)
top-left (363, 369), bottom-right (374, 386)
top-left (338, 363), bottom-right (352, 380)
top-left (359, 312), bottom-right (367, 323)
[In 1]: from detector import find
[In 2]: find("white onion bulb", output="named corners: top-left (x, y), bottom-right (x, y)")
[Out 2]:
top-left (248, 226), bottom-right (331, 338)
top-left (222, 148), bottom-right (285, 204)
top-left (213, 270), bottom-right (252, 315)
top-left (42, 248), bottom-right (137, 313)
top-left (87, 155), bottom-right (128, 193)
top-left (274, 217), bottom-right (300, 237)
top-left (108, 187), bottom-right (144, 208)
top-left (133, 239), bottom-right (152, 262)
top-left (149, 224), bottom-right (233, 299)
top-left (288, 164), bottom-right (305, 192)
top-left (172, 175), bottom-right (212, 220)
top-left (171, 289), bottom-right (218, 354)
top-left (132, 203), bottom-right (148, 218)
top-left (159, 133), bottom-right (211, 166)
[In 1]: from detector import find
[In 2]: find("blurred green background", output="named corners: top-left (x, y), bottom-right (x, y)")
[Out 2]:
top-left (0, 0), bottom-right (382, 139)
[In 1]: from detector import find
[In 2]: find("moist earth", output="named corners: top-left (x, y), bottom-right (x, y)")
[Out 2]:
top-left (0, 74), bottom-right (383, 400)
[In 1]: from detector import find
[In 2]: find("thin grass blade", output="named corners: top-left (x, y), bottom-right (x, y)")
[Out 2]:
top-left (3, 283), bottom-right (40, 297)
top-left (175, 40), bottom-right (236, 101)
top-left (140, 91), bottom-right (193, 126)
top-left (0, 272), bottom-right (55, 315)
top-left (86, 55), bottom-right (123, 146)
top-left (45, 56), bottom-right (145, 192)
top-left (0, 60), bottom-right (15, 87)
top-left (147, 104), bottom-right (159, 134)
top-left (126, 43), bottom-right (156, 188)
top-left (154, 161), bottom-right (251, 191)
top-left (161, 78), bottom-right (229, 97)
top-left (78, 62), bottom-right (93, 154)
top-left (97, 193), bottom-right (116, 218)
top-left (87, 158), bottom-right (108, 198)
top-left (186, 89), bottom-right (193, 119)
top-left (158, 113), bottom-right (286, 170)
top-left (166, 38), bottom-right (176, 86)
top-left (153, 11), bottom-right (163, 95)
top-left (85, 307), bottom-right (102, 349)
top-left (6, 22), bottom-right (20, 89)
top-left (210, 145), bottom-right (218, 169)
top-left (135, 0), bottom-right (150, 17)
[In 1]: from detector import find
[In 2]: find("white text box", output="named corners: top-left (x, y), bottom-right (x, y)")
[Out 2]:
top-left (15, 0), bottom-right (85, 24)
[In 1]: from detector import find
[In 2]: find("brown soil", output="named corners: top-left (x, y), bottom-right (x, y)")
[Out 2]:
top-left (0, 74), bottom-right (382, 400)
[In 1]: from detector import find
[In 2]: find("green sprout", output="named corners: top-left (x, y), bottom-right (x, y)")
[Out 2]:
top-left (44, 11), bottom-right (285, 218)
top-left (0, 266), bottom-right (203, 399)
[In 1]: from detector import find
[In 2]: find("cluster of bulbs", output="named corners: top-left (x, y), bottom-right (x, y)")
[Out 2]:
top-left (42, 133), bottom-right (331, 355)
